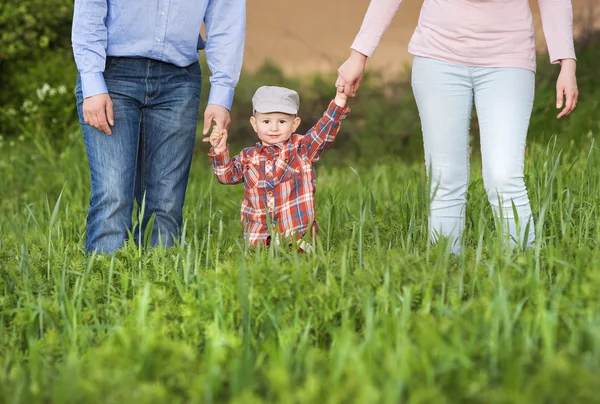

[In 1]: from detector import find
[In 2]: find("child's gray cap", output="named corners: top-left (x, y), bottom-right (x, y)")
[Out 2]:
top-left (252, 86), bottom-right (300, 115)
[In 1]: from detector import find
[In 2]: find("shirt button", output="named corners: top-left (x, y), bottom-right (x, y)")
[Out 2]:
top-left (271, 223), bottom-right (276, 229)
top-left (267, 191), bottom-right (273, 196)
top-left (156, 38), bottom-right (161, 42)
top-left (161, 12), bottom-right (166, 16)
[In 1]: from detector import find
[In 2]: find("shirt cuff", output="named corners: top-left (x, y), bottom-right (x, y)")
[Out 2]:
top-left (327, 100), bottom-right (351, 120)
top-left (208, 85), bottom-right (235, 111)
top-left (81, 73), bottom-right (108, 99)
top-left (350, 40), bottom-right (375, 59)
top-left (551, 54), bottom-right (577, 65)
top-left (208, 146), bottom-right (230, 165)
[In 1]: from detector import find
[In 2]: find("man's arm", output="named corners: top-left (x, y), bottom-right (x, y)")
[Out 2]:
top-left (72, 0), bottom-right (114, 134)
top-left (202, 0), bottom-right (246, 135)
top-left (72, 0), bottom-right (109, 99)
top-left (300, 98), bottom-right (351, 163)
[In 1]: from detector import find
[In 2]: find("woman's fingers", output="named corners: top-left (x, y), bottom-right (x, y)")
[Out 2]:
top-left (343, 82), bottom-right (355, 97)
top-left (557, 87), bottom-right (578, 119)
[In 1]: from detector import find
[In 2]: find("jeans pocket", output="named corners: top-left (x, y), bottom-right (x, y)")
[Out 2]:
top-left (183, 61), bottom-right (202, 78)
top-left (104, 57), bottom-right (120, 74)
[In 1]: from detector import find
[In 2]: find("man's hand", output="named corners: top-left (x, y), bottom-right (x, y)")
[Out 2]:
top-left (336, 49), bottom-right (368, 98)
top-left (83, 93), bottom-right (114, 135)
top-left (203, 104), bottom-right (231, 135)
top-left (556, 58), bottom-right (578, 119)
top-left (202, 126), bottom-right (228, 154)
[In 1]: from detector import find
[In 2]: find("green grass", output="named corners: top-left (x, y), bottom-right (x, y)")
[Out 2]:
top-left (1, 35), bottom-right (600, 403)
top-left (1, 120), bottom-right (599, 402)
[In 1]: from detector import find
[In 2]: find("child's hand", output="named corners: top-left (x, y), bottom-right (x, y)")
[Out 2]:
top-left (202, 126), bottom-right (228, 154)
top-left (334, 87), bottom-right (348, 108)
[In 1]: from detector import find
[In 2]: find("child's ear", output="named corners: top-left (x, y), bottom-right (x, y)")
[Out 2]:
top-left (249, 116), bottom-right (258, 132)
top-left (293, 116), bottom-right (301, 132)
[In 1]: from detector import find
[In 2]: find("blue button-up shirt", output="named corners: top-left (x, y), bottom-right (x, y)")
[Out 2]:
top-left (71, 0), bottom-right (245, 110)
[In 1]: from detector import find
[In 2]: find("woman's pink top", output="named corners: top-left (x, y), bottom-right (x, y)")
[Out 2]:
top-left (351, 0), bottom-right (576, 71)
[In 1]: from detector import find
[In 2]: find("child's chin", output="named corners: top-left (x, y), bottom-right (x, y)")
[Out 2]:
top-left (261, 134), bottom-right (291, 145)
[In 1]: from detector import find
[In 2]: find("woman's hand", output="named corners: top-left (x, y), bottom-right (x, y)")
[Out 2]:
top-left (202, 126), bottom-right (228, 154)
top-left (336, 50), bottom-right (368, 98)
top-left (556, 59), bottom-right (578, 119)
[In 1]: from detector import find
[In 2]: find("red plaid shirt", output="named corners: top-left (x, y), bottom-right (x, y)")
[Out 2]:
top-left (208, 100), bottom-right (350, 246)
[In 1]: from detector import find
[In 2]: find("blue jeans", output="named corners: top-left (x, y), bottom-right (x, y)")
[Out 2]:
top-left (76, 57), bottom-right (202, 254)
top-left (411, 56), bottom-right (536, 254)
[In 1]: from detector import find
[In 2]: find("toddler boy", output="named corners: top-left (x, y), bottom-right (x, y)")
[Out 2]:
top-left (204, 85), bottom-right (350, 251)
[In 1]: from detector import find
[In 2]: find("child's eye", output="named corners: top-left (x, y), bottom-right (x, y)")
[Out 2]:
top-left (262, 120), bottom-right (269, 124)
top-left (279, 120), bottom-right (286, 124)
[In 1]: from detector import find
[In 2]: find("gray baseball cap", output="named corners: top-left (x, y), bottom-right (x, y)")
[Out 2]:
top-left (252, 86), bottom-right (300, 115)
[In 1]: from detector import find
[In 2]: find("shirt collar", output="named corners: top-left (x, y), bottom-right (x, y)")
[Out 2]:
top-left (256, 140), bottom-right (286, 152)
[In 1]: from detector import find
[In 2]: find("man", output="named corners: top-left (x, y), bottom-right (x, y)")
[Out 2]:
top-left (72, 0), bottom-right (246, 254)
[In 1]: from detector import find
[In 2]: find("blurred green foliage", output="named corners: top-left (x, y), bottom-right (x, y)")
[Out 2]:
top-left (0, 0), bottom-right (72, 62)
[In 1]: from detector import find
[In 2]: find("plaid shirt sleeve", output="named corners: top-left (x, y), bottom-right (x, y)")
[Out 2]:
top-left (300, 100), bottom-right (351, 162)
top-left (208, 146), bottom-right (245, 184)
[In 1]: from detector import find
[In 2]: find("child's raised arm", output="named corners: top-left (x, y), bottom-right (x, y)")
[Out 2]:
top-left (300, 96), bottom-right (350, 163)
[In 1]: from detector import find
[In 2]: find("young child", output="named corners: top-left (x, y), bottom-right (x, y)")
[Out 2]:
top-left (204, 85), bottom-right (350, 252)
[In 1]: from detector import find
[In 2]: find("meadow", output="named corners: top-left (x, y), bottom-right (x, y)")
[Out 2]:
top-left (1, 38), bottom-right (600, 403)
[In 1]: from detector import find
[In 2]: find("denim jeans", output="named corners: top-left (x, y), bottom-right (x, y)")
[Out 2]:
top-left (411, 56), bottom-right (536, 254)
top-left (76, 57), bottom-right (202, 254)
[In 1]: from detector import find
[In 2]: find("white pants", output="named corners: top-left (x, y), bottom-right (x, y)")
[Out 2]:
top-left (411, 56), bottom-right (536, 254)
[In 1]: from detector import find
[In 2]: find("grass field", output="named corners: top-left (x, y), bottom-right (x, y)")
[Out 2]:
top-left (1, 120), bottom-right (599, 402)
top-left (2, 35), bottom-right (600, 402)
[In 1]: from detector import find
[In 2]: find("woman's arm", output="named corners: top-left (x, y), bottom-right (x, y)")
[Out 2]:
top-left (336, 0), bottom-right (404, 97)
top-left (351, 0), bottom-right (404, 58)
top-left (537, 0), bottom-right (578, 118)
top-left (537, 0), bottom-right (576, 64)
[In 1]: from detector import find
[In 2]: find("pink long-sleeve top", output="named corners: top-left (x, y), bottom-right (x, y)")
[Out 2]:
top-left (351, 0), bottom-right (576, 71)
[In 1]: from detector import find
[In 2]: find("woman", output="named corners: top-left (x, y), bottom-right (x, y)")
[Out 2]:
top-left (337, 0), bottom-right (579, 254)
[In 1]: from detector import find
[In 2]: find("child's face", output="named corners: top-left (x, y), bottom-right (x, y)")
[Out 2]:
top-left (250, 112), bottom-right (301, 146)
